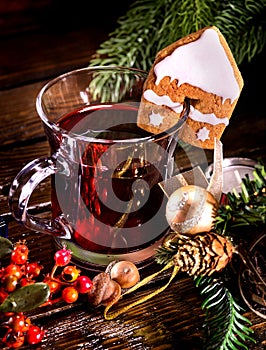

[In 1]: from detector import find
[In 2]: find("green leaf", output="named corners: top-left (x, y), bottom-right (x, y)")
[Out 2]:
top-left (0, 282), bottom-right (50, 312)
top-left (0, 237), bottom-right (13, 258)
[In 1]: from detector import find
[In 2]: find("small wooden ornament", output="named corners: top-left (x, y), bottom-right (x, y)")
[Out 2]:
top-left (165, 185), bottom-right (218, 235)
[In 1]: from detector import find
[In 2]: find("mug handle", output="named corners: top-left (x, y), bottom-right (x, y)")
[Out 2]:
top-left (8, 156), bottom-right (71, 239)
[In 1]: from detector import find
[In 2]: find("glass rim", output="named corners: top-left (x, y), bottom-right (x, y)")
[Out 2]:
top-left (36, 65), bottom-right (189, 144)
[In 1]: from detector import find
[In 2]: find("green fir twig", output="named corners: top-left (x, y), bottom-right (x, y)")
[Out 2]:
top-left (89, 0), bottom-right (266, 70)
top-left (155, 238), bottom-right (179, 265)
top-left (214, 0), bottom-right (266, 64)
top-left (195, 275), bottom-right (256, 350)
top-left (215, 162), bottom-right (266, 237)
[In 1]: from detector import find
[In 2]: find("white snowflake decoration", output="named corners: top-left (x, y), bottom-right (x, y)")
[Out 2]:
top-left (196, 127), bottom-right (210, 141)
top-left (149, 111), bottom-right (164, 126)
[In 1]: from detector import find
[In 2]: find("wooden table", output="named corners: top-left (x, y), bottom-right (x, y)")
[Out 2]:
top-left (0, 3), bottom-right (265, 349)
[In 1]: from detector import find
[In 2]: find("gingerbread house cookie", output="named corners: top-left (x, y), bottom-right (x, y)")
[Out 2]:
top-left (137, 26), bottom-right (244, 149)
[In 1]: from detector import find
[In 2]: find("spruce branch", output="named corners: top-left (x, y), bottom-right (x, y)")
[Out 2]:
top-left (89, 0), bottom-right (265, 70)
top-left (195, 275), bottom-right (256, 350)
top-left (214, 0), bottom-right (266, 64)
top-left (215, 162), bottom-right (266, 237)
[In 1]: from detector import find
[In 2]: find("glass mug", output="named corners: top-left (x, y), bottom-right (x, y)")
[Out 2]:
top-left (9, 66), bottom-right (189, 270)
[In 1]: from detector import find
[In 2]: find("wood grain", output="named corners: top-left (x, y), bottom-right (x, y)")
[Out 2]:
top-left (0, 4), bottom-right (265, 349)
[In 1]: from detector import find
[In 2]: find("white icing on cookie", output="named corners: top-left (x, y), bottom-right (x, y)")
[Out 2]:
top-left (189, 106), bottom-right (229, 126)
top-left (144, 88), bottom-right (229, 126)
top-left (144, 89), bottom-right (183, 113)
top-left (196, 127), bottom-right (210, 141)
top-left (154, 28), bottom-right (240, 103)
top-left (148, 111), bottom-right (164, 126)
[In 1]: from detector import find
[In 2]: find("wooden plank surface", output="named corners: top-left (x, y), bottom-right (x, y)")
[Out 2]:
top-left (0, 2), bottom-right (265, 349)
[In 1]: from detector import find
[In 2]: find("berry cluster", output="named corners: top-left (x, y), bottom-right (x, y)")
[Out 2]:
top-left (0, 241), bottom-right (45, 348)
top-left (0, 239), bottom-right (141, 349)
top-left (1, 242), bottom-right (43, 293)
top-left (0, 241), bottom-right (93, 349)
top-left (0, 312), bottom-right (45, 348)
top-left (44, 246), bottom-right (93, 304)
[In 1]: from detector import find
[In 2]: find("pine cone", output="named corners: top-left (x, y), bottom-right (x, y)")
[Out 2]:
top-left (172, 232), bottom-right (235, 276)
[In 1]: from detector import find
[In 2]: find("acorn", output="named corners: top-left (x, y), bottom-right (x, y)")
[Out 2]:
top-left (109, 261), bottom-right (140, 289)
top-left (165, 185), bottom-right (218, 235)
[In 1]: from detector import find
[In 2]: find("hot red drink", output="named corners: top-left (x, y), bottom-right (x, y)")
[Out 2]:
top-left (10, 67), bottom-right (188, 268)
top-left (49, 104), bottom-right (170, 254)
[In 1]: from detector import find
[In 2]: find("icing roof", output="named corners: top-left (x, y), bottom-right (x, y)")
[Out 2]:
top-left (154, 28), bottom-right (240, 103)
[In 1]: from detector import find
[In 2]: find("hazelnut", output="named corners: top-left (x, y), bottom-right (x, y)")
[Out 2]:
top-left (87, 272), bottom-right (121, 307)
top-left (87, 272), bottom-right (110, 306)
top-left (101, 280), bottom-right (121, 306)
top-left (110, 261), bottom-right (140, 289)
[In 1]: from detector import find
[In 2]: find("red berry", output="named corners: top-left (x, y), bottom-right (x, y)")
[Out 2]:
top-left (20, 277), bottom-right (35, 287)
top-left (12, 313), bottom-right (30, 333)
top-left (4, 330), bottom-right (25, 348)
top-left (43, 277), bottom-right (61, 294)
top-left (75, 275), bottom-right (93, 293)
top-left (61, 265), bottom-right (80, 282)
top-left (25, 325), bottom-right (45, 345)
top-left (5, 264), bottom-right (23, 279)
top-left (61, 286), bottom-right (79, 303)
top-left (11, 242), bottom-right (29, 265)
top-left (11, 251), bottom-right (27, 265)
top-left (54, 246), bottom-right (72, 266)
top-left (26, 262), bottom-right (43, 278)
top-left (2, 274), bottom-right (18, 292)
